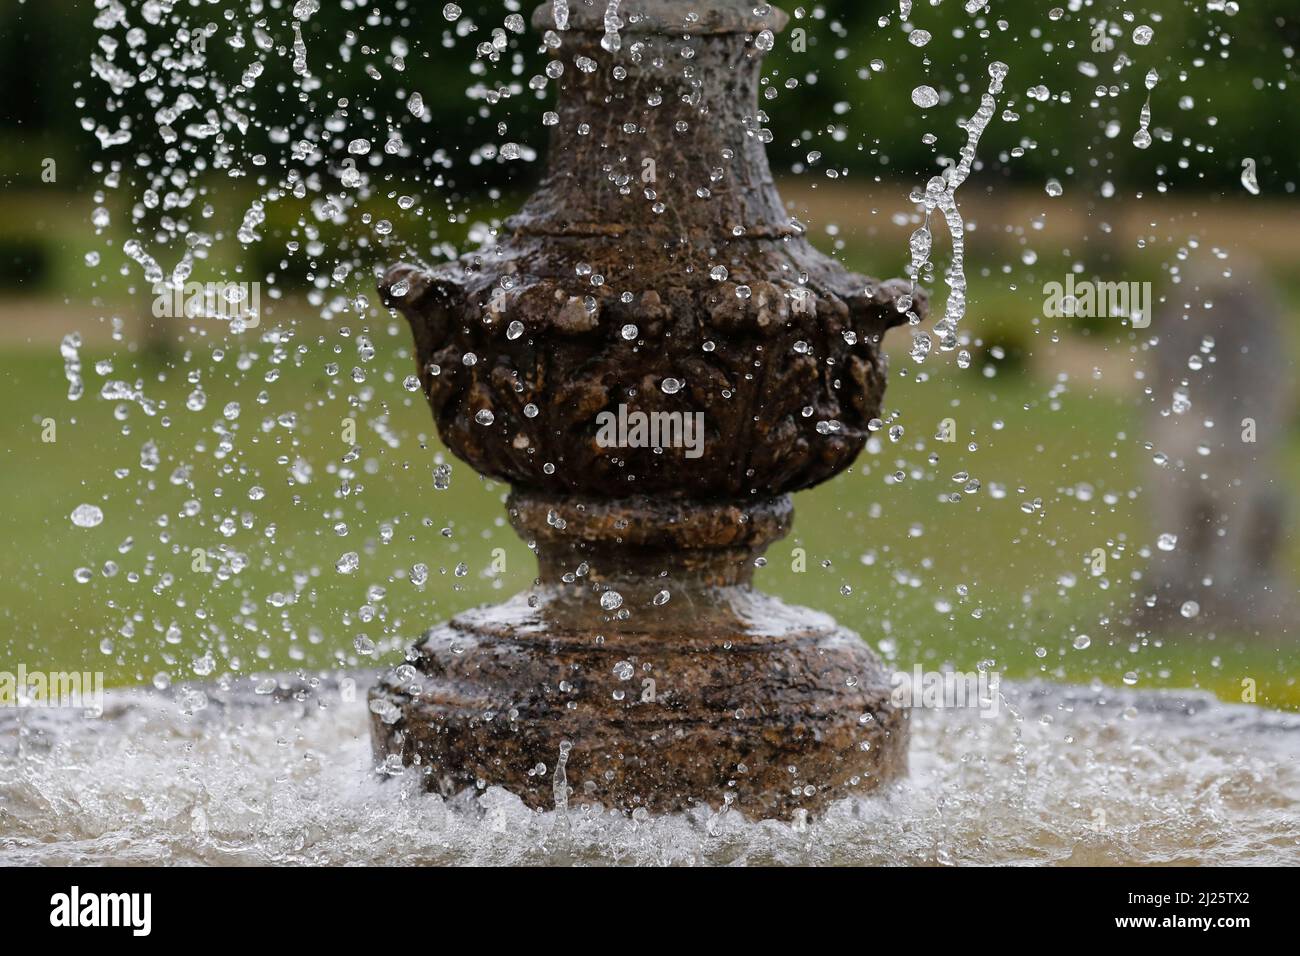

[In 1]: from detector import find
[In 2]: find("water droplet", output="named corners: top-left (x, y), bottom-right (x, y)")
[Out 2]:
top-left (911, 85), bottom-right (940, 109)
top-left (1241, 158), bottom-right (1260, 195)
top-left (71, 504), bottom-right (104, 529)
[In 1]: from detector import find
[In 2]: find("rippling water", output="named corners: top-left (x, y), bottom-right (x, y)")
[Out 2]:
top-left (2, 675), bottom-right (1296, 865)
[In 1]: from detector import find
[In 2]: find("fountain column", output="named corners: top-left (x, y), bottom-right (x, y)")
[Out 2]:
top-left (371, 0), bottom-right (920, 817)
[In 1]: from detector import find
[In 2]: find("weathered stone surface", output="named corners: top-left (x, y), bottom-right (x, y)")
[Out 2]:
top-left (371, 494), bottom-right (908, 815)
top-left (371, 2), bottom-right (919, 817)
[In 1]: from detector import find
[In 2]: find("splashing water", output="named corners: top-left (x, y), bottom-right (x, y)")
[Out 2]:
top-left (2, 677), bottom-right (1295, 865)
top-left (911, 85), bottom-right (940, 109)
top-left (44, 0), bottom-right (1296, 871)
top-left (59, 333), bottom-right (83, 402)
top-left (70, 503), bottom-right (104, 529)
top-left (1133, 69), bottom-right (1158, 149)
top-left (553, 740), bottom-right (573, 831)
top-left (601, 1), bottom-right (623, 53)
top-left (1241, 158), bottom-right (1260, 195)
top-left (906, 61), bottom-right (1009, 361)
top-left (291, 22), bottom-right (311, 78)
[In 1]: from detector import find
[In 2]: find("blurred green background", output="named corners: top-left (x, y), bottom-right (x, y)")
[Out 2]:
top-left (0, 0), bottom-right (1297, 708)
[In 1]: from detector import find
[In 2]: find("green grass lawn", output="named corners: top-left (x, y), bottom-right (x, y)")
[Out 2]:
top-left (1, 318), bottom-right (1295, 709)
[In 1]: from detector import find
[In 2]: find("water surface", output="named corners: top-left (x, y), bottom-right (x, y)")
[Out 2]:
top-left (3, 676), bottom-right (1295, 865)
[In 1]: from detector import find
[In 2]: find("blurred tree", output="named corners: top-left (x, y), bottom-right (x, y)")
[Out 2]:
top-left (1, 0), bottom-right (1295, 196)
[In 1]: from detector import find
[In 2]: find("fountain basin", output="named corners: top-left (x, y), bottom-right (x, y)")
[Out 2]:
top-left (3, 672), bottom-right (1296, 865)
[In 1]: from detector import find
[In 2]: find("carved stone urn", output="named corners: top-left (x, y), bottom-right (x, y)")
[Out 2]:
top-left (371, 0), bottom-right (922, 818)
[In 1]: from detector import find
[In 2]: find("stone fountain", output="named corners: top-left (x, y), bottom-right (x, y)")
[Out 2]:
top-left (371, 0), bottom-right (924, 817)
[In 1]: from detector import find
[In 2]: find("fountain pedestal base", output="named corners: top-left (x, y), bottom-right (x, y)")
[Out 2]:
top-left (369, 495), bottom-right (907, 818)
